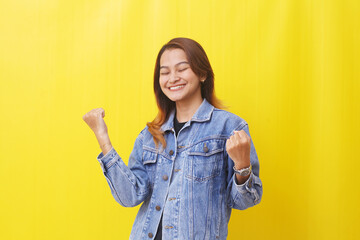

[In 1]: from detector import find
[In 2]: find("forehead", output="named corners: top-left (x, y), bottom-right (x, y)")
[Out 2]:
top-left (160, 48), bottom-right (188, 66)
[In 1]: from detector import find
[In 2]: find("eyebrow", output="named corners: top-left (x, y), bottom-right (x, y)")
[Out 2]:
top-left (160, 61), bottom-right (189, 69)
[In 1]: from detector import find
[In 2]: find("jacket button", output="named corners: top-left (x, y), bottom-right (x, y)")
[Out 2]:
top-left (204, 146), bottom-right (209, 152)
top-left (203, 143), bottom-right (209, 152)
top-left (169, 150), bottom-right (174, 155)
top-left (155, 205), bottom-right (161, 211)
top-left (162, 175), bottom-right (168, 181)
top-left (148, 232), bottom-right (153, 238)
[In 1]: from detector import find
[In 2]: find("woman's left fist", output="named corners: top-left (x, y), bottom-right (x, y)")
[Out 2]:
top-left (226, 130), bottom-right (251, 168)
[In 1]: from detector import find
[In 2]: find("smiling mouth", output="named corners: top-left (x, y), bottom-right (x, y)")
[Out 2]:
top-left (169, 84), bottom-right (186, 90)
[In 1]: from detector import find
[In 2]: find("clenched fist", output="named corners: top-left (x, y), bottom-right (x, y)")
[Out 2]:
top-left (82, 108), bottom-right (108, 136)
top-left (226, 130), bottom-right (251, 169)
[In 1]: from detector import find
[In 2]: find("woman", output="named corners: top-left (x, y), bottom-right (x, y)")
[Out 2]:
top-left (83, 37), bottom-right (263, 240)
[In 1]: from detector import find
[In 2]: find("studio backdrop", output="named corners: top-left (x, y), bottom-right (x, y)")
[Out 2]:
top-left (0, 0), bottom-right (359, 239)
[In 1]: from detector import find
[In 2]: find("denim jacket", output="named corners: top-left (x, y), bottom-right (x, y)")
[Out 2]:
top-left (97, 98), bottom-right (263, 240)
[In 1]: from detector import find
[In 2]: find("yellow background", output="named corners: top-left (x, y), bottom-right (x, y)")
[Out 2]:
top-left (1, 0), bottom-right (359, 239)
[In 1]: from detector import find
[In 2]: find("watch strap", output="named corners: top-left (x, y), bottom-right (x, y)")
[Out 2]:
top-left (233, 165), bottom-right (252, 176)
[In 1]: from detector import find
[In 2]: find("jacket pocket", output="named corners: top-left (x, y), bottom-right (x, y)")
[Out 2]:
top-left (186, 138), bottom-right (225, 182)
top-left (142, 148), bottom-right (158, 187)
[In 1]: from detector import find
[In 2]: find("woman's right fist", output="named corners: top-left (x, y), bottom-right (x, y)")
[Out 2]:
top-left (82, 108), bottom-right (108, 136)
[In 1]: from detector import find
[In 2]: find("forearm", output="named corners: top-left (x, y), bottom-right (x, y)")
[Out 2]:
top-left (230, 172), bottom-right (263, 210)
top-left (95, 132), bottom-right (113, 155)
top-left (101, 153), bottom-right (149, 207)
top-left (96, 134), bottom-right (150, 207)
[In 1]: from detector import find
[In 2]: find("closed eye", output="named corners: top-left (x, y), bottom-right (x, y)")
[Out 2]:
top-left (160, 68), bottom-right (187, 75)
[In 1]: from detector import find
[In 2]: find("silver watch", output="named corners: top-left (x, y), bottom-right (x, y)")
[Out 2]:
top-left (233, 165), bottom-right (252, 176)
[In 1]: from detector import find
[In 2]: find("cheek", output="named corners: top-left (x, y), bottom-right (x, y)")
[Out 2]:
top-left (159, 78), bottom-right (167, 90)
top-left (187, 77), bottom-right (201, 88)
top-left (185, 73), bottom-right (200, 84)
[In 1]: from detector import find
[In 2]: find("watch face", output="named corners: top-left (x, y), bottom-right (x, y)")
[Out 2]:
top-left (233, 165), bottom-right (252, 176)
top-left (241, 169), bottom-right (250, 176)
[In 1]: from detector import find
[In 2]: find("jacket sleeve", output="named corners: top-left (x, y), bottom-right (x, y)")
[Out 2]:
top-left (226, 122), bottom-right (263, 210)
top-left (96, 130), bottom-right (151, 207)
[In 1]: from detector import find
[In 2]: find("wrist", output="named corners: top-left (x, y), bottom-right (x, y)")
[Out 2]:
top-left (96, 133), bottom-right (112, 152)
top-left (233, 164), bottom-right (252, 177)
top-left (101, 143), bottom-right (113, 156)
top-left (234, 162), bottom-right (250, 170)
top-left (95, 130), bottom-right (108, 138)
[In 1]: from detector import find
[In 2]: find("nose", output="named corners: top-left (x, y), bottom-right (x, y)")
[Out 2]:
top-left (169, 72), bottom-right (180, 83)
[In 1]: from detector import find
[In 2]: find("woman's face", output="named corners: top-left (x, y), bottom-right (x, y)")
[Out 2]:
top-left (159, 48), bottom-right (205, 104)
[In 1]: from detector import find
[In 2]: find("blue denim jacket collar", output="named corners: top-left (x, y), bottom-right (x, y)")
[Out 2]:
top-left (160, 98), bottom-right (214, 132)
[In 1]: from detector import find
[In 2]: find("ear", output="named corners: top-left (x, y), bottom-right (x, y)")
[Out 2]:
top-left (200, 76), bottom-right (206, 83)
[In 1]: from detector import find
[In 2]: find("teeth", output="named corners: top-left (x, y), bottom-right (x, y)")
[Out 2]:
top-left (170, 85), bottom-right (185, 90)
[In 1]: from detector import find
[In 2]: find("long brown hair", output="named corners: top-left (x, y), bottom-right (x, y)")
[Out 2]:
top-left (147, 37), bottom-right (224, 149)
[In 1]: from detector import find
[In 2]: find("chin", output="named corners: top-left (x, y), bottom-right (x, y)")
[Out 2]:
top-left (167, 96), bottom-right (183, 102)
top-left (164, 92), bottom-right (185, 102)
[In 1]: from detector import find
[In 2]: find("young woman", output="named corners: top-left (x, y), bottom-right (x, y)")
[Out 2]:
top-left (83, 37), bottom-right (263, 240)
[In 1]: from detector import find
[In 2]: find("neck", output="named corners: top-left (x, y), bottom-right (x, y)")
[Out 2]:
top-left (175, 96), bottom-right (203, 122)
